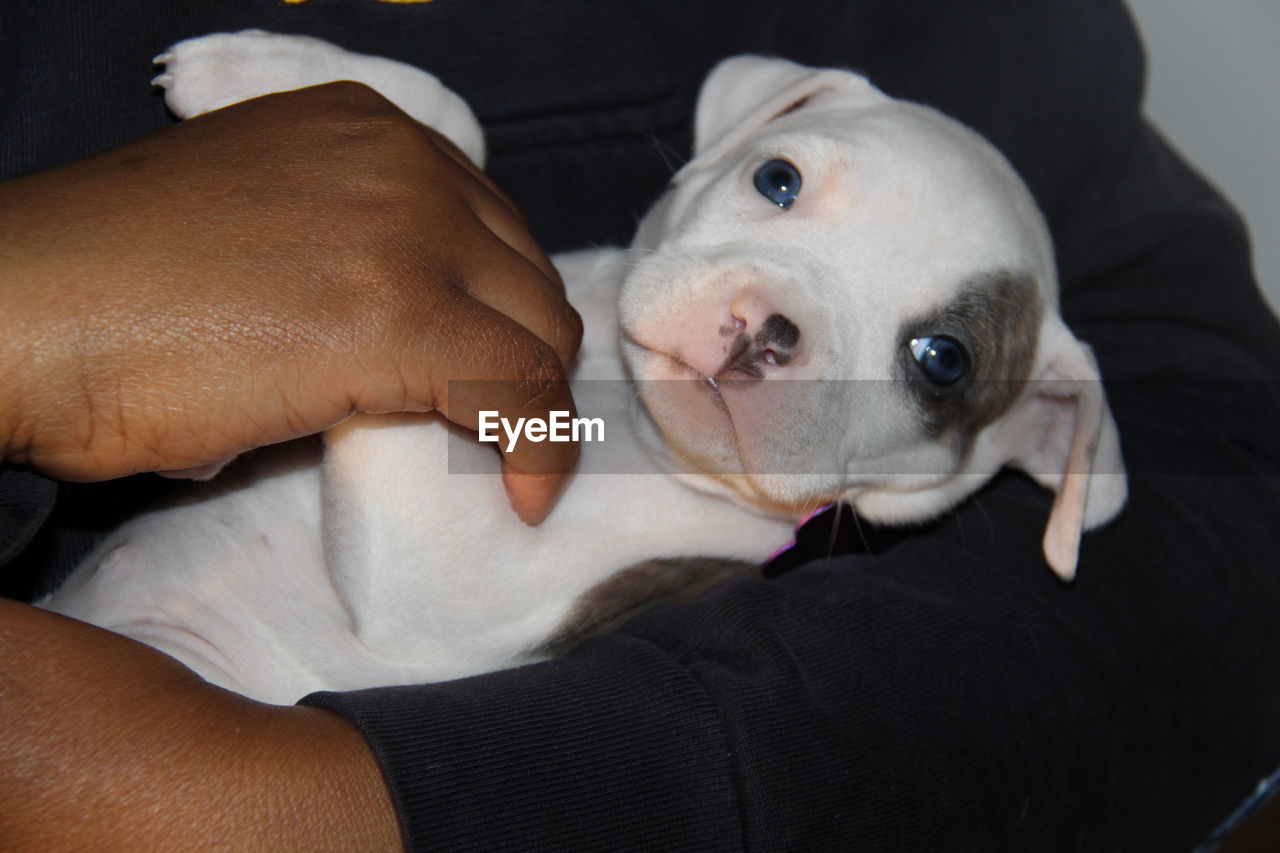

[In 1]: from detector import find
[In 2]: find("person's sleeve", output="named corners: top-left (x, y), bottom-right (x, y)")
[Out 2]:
top-left (0, 467), bottom-right (55, 570)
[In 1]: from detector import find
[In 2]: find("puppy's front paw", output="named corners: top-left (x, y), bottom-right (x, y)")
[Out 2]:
top-left (154, 29), bottom-right (342, 118)
top-left (151, 29), bottom-right (486, 165)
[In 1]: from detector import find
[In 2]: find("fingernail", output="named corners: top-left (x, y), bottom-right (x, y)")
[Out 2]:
top-left (155, 457), bottom-right (236, 481)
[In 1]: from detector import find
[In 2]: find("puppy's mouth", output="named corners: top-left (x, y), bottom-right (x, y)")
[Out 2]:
top-left (707, 333), bottom-right (759, 384)
top-left (622, 329), bottom-right (724, 388)
top-left (623, 331), bottom-right (846, 516)
top-left (623, 329), bottom-right (778, 389)
top-left (621, 331), bottom-right (783, 481)
top-left (622, 327), bottom-right (739, 427)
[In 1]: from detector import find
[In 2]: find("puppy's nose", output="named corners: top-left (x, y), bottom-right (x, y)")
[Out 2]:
top-left (705, 294), bottom-right (802, 379)
top-left (747, 312), bottom-right (801, 355)
top-left (663, 289), bottom-right (805, 379)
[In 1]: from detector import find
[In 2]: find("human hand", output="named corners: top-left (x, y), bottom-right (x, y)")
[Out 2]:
top-left (0, 82), bottom-right (581, 523)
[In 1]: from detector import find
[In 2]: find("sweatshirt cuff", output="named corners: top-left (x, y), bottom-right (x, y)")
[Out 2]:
top-left (0, 466), bottom-right (56, 569)
top-left (302, 634), bottom-right (742, 852)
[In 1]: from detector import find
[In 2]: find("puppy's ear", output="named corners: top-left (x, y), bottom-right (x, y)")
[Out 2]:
top-left (693, 55), bottom-right (885, 163)
top-left (1001, 321), bottom-right (1127, 582)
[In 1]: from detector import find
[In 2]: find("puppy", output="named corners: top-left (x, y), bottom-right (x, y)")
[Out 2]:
top-left (42, 32), bottom-right (1126, 704)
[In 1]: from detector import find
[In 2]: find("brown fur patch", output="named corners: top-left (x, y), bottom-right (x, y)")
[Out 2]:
top-left (532, 556), bottom-right (761, 658)
top-left (897, 269), bottom-right (1043, 443)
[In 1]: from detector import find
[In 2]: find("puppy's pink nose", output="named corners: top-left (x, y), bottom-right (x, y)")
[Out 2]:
top-left (676, 291), bottom-right (802, 379)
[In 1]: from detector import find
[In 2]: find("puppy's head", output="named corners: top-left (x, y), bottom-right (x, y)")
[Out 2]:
top-left (619, 56), bottom-right (1126, 581)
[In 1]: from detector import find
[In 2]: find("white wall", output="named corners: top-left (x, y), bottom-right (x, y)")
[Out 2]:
top-left (1125, 0), bottom-right (1280, 313)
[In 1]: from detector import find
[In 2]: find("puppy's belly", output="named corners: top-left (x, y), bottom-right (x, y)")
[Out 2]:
top-left (40, 422), bottom-right (548, 701)
top-left (40, 448), bottom-right (346, 702)
top-left (42, 414), bottom-right (792, 704)
top-left (316, 406), bottom-right (793, 695)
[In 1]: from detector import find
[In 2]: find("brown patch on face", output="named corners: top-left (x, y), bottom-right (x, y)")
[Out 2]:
top-left (896, 270), bottom-right (1043, 443)
top-left (532, 556), bottom-right (761, 659)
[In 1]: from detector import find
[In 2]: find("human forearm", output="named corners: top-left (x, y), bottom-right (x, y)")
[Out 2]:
top-left (0, 598), bottom-right (400, 850)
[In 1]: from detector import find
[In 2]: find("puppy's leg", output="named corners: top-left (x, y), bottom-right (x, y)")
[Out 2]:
top-left (153, 29), bottom-right (485, 164)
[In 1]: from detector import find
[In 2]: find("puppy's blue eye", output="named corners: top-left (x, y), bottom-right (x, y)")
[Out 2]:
top-left (753, 159), bottom-right (802, 209)
top-left (910, 336), bottom-right (968, 385)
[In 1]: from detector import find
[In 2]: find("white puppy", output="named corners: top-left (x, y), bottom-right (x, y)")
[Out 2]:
top-left (42, 32), bottom-right (1126, 704)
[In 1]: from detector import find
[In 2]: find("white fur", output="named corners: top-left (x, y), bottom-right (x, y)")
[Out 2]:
top-left (41, 33), bottom-right (1126, 703)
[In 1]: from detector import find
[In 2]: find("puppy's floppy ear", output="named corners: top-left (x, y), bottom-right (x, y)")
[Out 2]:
top-left (1001, 320), bottom-right (1127, 582)
top-left (693, 55), bottom-right (886, 163)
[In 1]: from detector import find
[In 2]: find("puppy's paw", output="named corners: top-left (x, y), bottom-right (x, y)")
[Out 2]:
top-left (152, 30), bottom-right (485, 164)
top-left (154, 30), bottom-right (343, 118)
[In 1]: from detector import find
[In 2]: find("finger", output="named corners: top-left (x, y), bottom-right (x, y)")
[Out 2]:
top-left (420, 125), bottom-right (527, 224)
top-left (419, 126), bottom-right (565, 299)
top-left (453, 227), bottom-right (583, 369)
top-left (154, 456), bottom-right (236, 481)
top-left (501, 466), bottom-right (572, 526)
top-left (440, 363), bottom-right (580, 480)
top-left (410, 297), bottom-right (582, 515)
top-left (464, 187), bottom-right (564, 290)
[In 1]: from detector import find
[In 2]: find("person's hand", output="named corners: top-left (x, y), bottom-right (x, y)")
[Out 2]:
top-left (0, 597), bottom-right (401, 850)
top-left (0, 82), bottom-right (582, 523)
